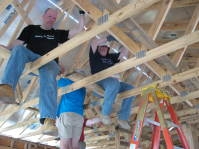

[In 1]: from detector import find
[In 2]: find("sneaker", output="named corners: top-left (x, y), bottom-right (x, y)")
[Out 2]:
top-left (118, 120), bottom-right (131, 130)
top-left (0, 84), bottom-right (16, 104)
top-left (42, 118), bottom-right (58, 136)
top-left (100, 115), bottom-right (112, 125)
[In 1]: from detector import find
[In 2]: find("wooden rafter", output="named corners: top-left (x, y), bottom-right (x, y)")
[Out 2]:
top-left (148, 0), bottom-right (174, 40)
top-left (151, 0), bottom-right (199, 9)
top-left (0, 46), bottom-right (10, 59)
top-left (8, 0), bottom-right (35, 45)
top-left (12, 0), bottom-right (32, 24)
top-left (119, 67), bottom-right (199, 99)
top-left (0, 0), bottom-right (29, 38)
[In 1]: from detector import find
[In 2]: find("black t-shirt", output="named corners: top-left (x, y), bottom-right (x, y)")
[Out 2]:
top-left (18, 25), bottom-right (69, 56)
top-left (89, 46), bottom-right (120, 74)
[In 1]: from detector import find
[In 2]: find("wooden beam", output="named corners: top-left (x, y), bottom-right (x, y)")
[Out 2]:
top-left (7, 0), bottom-right (35, 45)
top-left (0, 77), bottom-right (39, 117)
top-left (182, 124), bottom-right (199, 149)
top-left (0, 106), bottom-right (18, 127)
top-left (115, 128), bottom-right (120, 149)
top-left (0, 146), bottom-right (11, 149)
top-left (171, 4), bottom-right (199, 67)
top-left (120, 21), bottom-right (199, 32)
top-left (131, 94), bottom-right (199, 116)
top-left (150, 0), bottom-right (199, 9)
top-left (0, 0), bottom-right (30, 59)
top-left (147, 0), bottom-right (174, 40)
top-left (170, 90), bottom-right (199, 104)
top-left (16, 82), bottom-right (23, 102)
top-left (172, 0), bottom-right (199, 8)
top-left (20, 77), bottom-right (38, 103)
top-left (181, 113), bottom-right (199, 124)
top-left (159, 21), bottom-right (199, 31)
top-left (12, 0), bottom-right (32, 24)
top-left (0, 77), bottom-right (38, 122)
top-left (130, 19), bottom-right (176, 72)
top-left (0, 46), bottom-right (10, 59)
top-left (0, 11), bottom-right (17, 37)
top-left (0, 58), bottom-right (4, 68)
top-left (22, 0), bottom-right (160, 76)
top-left (18, 112), bottom-right (37, 135)
top-left (0, 0), bottom-right (29, 39)
top-left (20, 129), bottom-right (43, 138)
top-left (40, 137), bottom-right (57, 142)
top-left (0, 135), bottom-right (56, 149)
top-left (85, 135), bottom-right (110, 142)
top-left (119, 67), bottom-right (199, 100)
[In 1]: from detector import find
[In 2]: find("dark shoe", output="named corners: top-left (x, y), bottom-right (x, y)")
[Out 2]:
top-left (0, 84), bottom-right (16, 104)
top-left (42, 118), bottom-right (58, 136)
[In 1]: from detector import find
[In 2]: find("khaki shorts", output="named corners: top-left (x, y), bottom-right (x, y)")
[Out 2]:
top-left (56, 112), bottom-right (84, 139)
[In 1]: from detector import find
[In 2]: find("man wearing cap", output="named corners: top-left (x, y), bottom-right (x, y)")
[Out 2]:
top-left (89, 35), bottom-right (135, 130)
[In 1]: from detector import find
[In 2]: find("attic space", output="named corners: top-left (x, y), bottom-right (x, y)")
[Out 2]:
top-left (0, 0), bottom-right (199, 149)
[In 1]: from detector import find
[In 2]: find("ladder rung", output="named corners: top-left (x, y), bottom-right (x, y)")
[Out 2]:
top-left (144, 118), bottom-right (160, 126)
top-left (144, 118), bottom-right (179, 128)
top-left (174, 146), bottom-right (184, 149)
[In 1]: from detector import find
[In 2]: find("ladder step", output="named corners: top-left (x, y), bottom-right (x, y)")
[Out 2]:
top-left (144, 118), bottom-right (179, 128)
top-left (144, 118), bottom-right (160, 126)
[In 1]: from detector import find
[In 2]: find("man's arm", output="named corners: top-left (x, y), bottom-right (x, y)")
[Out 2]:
top-left (118, 46), bottom-right (128, 61)
top-left (90, 36), bottom-right (107, 53)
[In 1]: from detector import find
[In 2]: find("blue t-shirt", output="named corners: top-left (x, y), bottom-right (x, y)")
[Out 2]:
top-left (56, 78), bottom-right (86, 117)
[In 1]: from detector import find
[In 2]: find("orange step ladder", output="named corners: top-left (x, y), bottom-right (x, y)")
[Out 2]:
top-left (129, 85), bottom-right (190, 149)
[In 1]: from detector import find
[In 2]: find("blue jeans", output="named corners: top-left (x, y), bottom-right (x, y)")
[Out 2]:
top-left (97, 77), bottom-right (135, 121)
top-left (1, 45), bottom-right (60, 120)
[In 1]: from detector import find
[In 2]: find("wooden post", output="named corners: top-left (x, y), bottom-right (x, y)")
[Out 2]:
top-left (115, 128), bottom-right (120, 149)
top-left (182, 123), bottom-right (199, 149)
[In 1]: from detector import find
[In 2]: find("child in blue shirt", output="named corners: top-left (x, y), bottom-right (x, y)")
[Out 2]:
top-left (56, 77), bottom-right (86, 149)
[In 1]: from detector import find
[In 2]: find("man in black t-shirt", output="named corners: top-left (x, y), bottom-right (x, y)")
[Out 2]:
top-left (89, 35), bottom-right (135, 130)
top-left (0, 8), bottom-right (85, 135)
